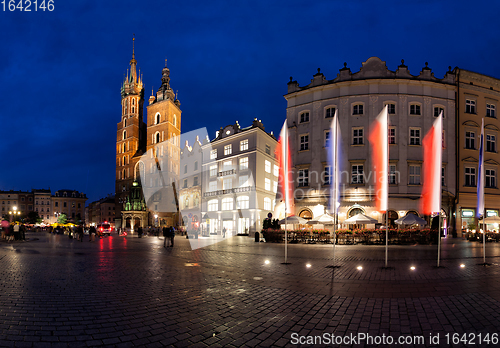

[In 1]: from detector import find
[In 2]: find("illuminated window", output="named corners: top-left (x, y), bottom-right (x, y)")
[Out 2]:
top-left (210, 149), bottom-right (217, 159)
top-left (209, 181), bottom-right (217, 192)
top-left (239, 157), bottom-right (248, 171)
top-left (222, 197), bottom-right (233, 210)
top-left (239, 175), bottom-right (248, 187)
top-left (208, 199), bottom-right (218, 212)
top-left (236, 196), bottom-right (249, 209)
top-left (264, 197), bottom-right (272, 211)
top-left (223, 178), bottom-right (232, 190)
top-left (240, 139), bottom-right (248, 151)
top-left (210, 165), bottom-right (217, 177)
top-left (265, 178), bottom-right (271, 191)
top-left (224, 144), bottom-right (232, 155)
top-left (265, 160), bottom-right (271, 173)
top-left (273, 164), bottom-right (279, 177)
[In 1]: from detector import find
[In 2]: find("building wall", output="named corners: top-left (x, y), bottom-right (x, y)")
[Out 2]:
top-left (456, 69), bottom-right (500, 232)
top-left (201, 121), bottom-right (278, 235)
top-left (285, 57), bottom-right (456, 227)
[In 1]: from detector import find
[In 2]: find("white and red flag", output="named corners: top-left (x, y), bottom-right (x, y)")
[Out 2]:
top-left (369, 106), bottom-right (389, 212)
top-left (275, 120), bottom-right (294, 216)
top-left (421, 112), bottom-right (443, 215)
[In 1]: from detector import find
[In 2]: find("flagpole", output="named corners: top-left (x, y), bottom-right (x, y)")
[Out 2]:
top-left (333, 115), bottom-right (337, 268)
top-left (385, 108), bottom-right (389, 268)
top-left (437, 212), bottom-right (441, 267)
top-left (483, 206), bottom-right (486, 264)
top-left (284, 125), bottom-right (288, 264)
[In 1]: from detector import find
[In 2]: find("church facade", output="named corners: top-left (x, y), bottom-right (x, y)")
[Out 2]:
top-left (115, 39), bottom-right (181, 231)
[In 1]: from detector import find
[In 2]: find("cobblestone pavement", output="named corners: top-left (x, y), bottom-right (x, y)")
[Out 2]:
top-left (2, 233), bottom-right (500, 347)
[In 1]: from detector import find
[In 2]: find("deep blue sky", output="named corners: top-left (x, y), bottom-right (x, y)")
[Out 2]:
top-left (1, 0), bottom-right (500, 204)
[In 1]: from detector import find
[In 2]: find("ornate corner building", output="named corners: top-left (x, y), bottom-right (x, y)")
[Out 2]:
top-left (285, 57), bottom-right (457, 230)
top-left (115, 39), bottom-right (181, 230)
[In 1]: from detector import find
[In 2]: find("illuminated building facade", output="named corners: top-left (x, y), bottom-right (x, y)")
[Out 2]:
top-left (285, 57), bottom-right (456, 228)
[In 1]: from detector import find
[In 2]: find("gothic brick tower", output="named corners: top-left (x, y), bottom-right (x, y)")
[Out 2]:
top-left (115, 38), bottom-right (146, 228)
top-left (144, 59), bottom-right (182, 227)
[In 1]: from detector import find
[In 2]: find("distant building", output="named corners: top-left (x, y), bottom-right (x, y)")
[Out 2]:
top-left (1, 189), bottom-right (86, 224)
top-left (201, 119), bottom-right (278, 236)
top-left (85, 196), bottom-right (115, 227)
top-left (455, 68), bottom-right (500, 233)
top-left (51, 189), bottom-right (87, 224)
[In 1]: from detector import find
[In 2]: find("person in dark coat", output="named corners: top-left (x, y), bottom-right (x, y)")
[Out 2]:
top-left (163, 226), bottom-right (169, 247)
top-left (169, 226), bottom-right (175, 247)
top-left (77, 225), bottom-right (84, 242)
top-left (137, 226), bottom-right (143, 238)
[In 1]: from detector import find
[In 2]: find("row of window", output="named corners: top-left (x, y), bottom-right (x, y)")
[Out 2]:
top-left (207, 196), bottom-right (274, 211)
top-left (465, 131), bottom-right (496, 152)
top-left (465, 99), bottom-right (497, 117)
top-left (298, 104), bottom-right (447, 122)
top-left (297, 165), bottom-right (447, 187)
top-left (152, 112), bottom-right (177, 127)
top-left (300, 127), bottom-right (444, 150)
top-left (210, 140), bottom-right (271, 159)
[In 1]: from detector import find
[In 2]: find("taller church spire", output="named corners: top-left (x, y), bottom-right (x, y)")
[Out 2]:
top-left (130, 36), bottom-right (137, 83)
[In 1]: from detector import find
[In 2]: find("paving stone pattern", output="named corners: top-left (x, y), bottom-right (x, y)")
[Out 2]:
top-left (1, 233), bottom-right (500, 347)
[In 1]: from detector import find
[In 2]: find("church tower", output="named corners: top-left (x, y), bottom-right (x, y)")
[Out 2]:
top-left (115, 38), bottom-right (146, 228)
top-left (145, 59), bottom-right (182, 227)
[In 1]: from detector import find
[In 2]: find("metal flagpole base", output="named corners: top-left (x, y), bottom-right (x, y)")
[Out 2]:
top-left (432, 266), bottom-right (446, 269)
top-left (325, 265), bottom-right (341, 269)
top-left (379, 266), bottom-right (395, 270)
top-left (477, 262), bottom-right (492, 266)
top-left (281, 262), bottom-right (291, 265)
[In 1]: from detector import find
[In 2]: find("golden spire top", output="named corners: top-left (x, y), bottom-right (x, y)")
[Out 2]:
top-left (132, 34), bottom-right (135, 60)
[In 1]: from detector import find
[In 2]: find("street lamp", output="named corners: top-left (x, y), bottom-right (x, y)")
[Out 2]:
top-left (9, 206), bottom-right (20, 223)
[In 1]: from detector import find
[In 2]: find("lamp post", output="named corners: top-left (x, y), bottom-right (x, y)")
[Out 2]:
top-left (9, 206), bottom-right (20, 223)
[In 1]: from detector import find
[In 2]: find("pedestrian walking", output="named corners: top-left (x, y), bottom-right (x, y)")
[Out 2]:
top-left (137, 226), bottom-right (143, 238)
top-left (77, 225), bottom-right (84, 242)
top-left (163, 226), bottom-right (169, 247)
top-left (89, 226), bottom-right (96, 241)
top-left (170, 226), bottom-right (175, 247)
top-left (222, 227), bottom-right (226, 238)
top-left (20, 224), bottom-right (26, 241)
top-left (13, 223), bottom-right (20, 241)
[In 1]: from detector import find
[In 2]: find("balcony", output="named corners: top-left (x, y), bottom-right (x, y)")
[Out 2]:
top-left (203, 186), bottom-right (253, 197)
top-left (217, 169), bottom-right (235, 177)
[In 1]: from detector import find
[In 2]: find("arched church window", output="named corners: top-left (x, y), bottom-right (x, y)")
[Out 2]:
top-left (132, 107), bottom-right (135, 113)
top-left (124, 118), bottom-right (127, 127)
top-left (156, 113), bottom-right (160, 125)
top-left (173, 115), bottom-right (177, 127)
top-left (123, 130), bottom-right (127, 140)
top-left (156, 132), bottom-right (160, 144)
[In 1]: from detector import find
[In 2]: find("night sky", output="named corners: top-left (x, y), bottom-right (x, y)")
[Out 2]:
top-left (1, 0), bottom-right (499, 204)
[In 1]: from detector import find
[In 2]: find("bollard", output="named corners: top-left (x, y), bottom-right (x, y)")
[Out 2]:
top-left (255, 232), bottom-right (259, 242)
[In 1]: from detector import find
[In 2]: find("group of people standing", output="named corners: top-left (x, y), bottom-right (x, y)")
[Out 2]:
top-left (0, 221), bottom-right (26, 242)
top-left (162, 226), bottom-right (176, 247)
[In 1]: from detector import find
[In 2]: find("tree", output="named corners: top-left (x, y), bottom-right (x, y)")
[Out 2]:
top-left (27, 211), bottom-right (42, 224)
top-left (57, 213), bottom-right (67, 224)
